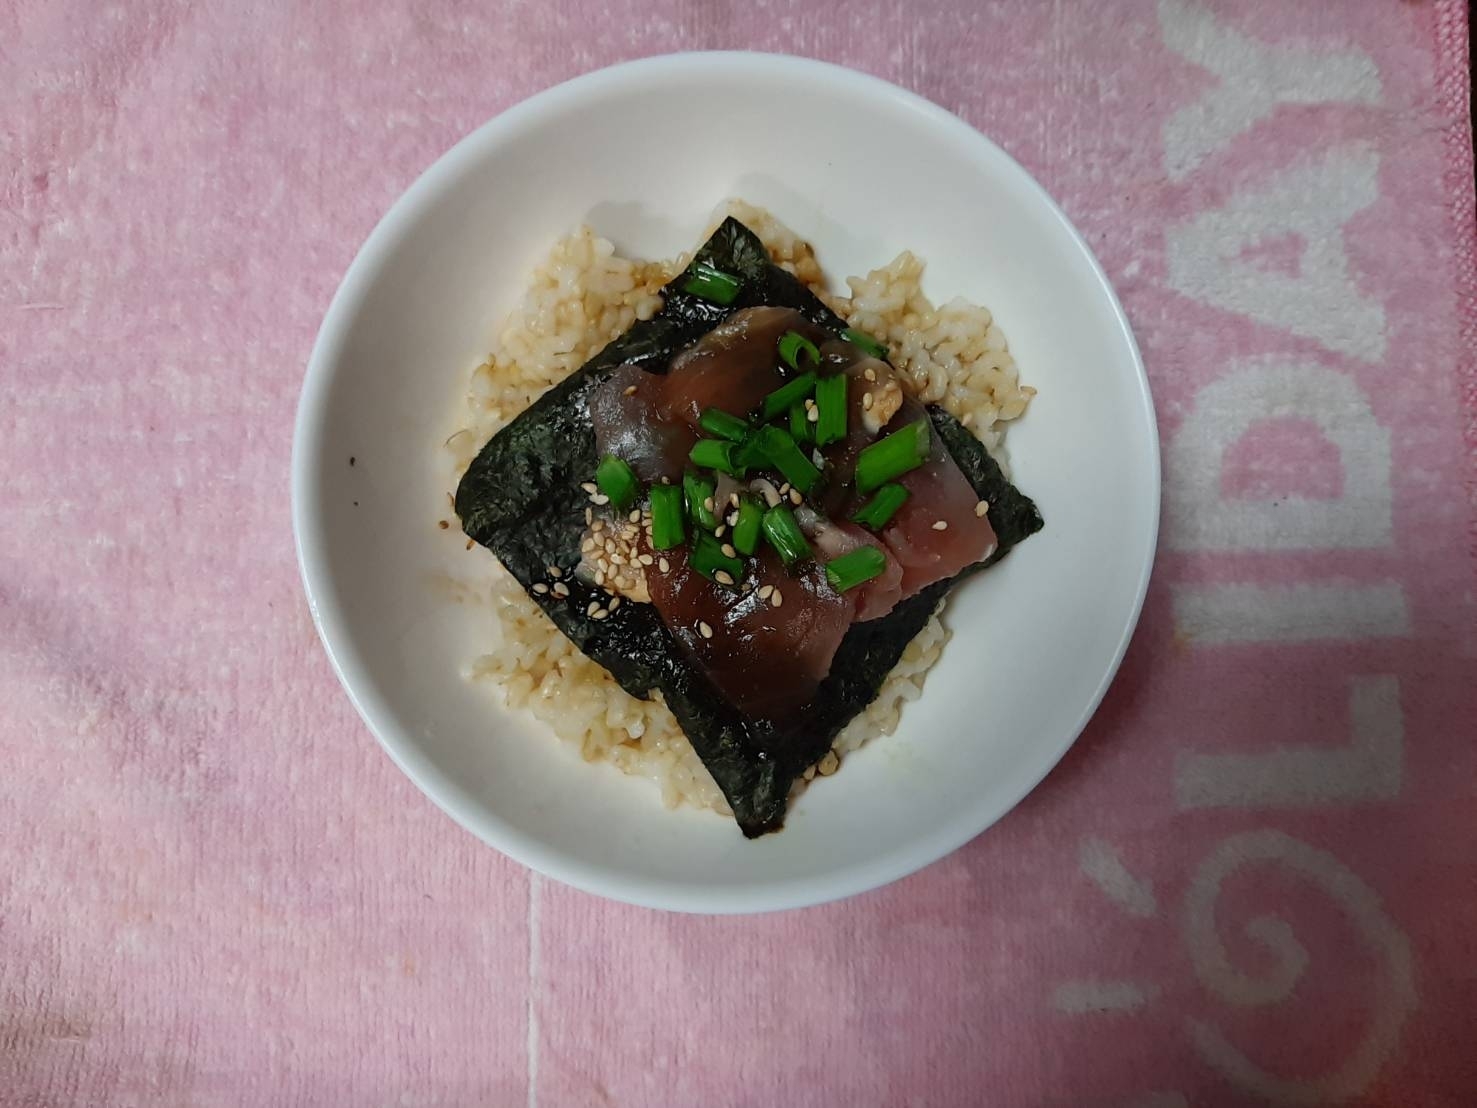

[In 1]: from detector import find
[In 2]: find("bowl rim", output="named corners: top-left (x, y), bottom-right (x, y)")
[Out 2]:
top-left (292, 50), bottom-right (1160, 914)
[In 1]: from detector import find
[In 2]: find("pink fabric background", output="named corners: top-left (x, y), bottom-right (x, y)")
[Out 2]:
top-left (3, 2), bottom-right (1475, 1105)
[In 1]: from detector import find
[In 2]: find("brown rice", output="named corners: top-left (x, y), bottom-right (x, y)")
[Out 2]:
top-left (448, 201), bottom-right (1032, 816)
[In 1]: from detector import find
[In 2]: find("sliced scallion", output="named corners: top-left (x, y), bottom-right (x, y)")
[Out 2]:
top-left (699, 407), bottom-right (750, 443)
top-left (825, 545), bottom-right (887, 592)
top-left (759, 371), bottom-right (817, 422)
top-left (841, 327), bottom-right (889, 360)
top-left (733, 430), bottom-right (768, 473)
top-left (595, 454), bottom-right (639, 511)
top-left (731, 495), bottom-right (764, 556)
top-left (683, 472), bottom-right (719, 530)
top-left (850, 483), bottom-right (909, 529)
top-left (855, 418), bottom-right (930, 494)
top-left (690, 532), bottom-right (743, 586)
top-left (681, 261), bottom-right (741, 305)
top-left (814, 373), bottom-right (848, 447)
top-left (689, 438), bottom-right (740, 475)
top-left (778, 331), bottom-right (821, 372)
top-left (648, 484), bottom-right (686, 550)
top-left (751, 425), bottom-right (821, 494)
top-left (761, 504), bottom-right (812, 566)
top-left (789, 402), bottom-right (812, 445)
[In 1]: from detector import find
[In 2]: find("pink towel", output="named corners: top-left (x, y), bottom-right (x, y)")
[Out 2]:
top-left (2, 2), bottom-right (1474, 1105)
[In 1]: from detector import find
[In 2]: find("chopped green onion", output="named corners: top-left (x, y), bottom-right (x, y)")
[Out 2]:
top-left (681, 261), bottom-right (741, 305)
top-left (683, 472), bottom-right (719, 530)
top-left (825, 545), bottom-right (887, 592)
top-left (733, 429), bottom-right (768, 473)
top-left (778, 331), bottom-right (821, 372)
top-left (814, 374), bottom-right (848, 447)
top-left (759, 371), bottom-right (817, 421)
top-left (595, 453), bottom-right (639, 511)
top-left (699, 407), bottom-right (750, 443)
top-left (850, 483), bottom-right (910, 529)
top-left (841, 327), bottom-right (889, 360)
top-left (751, 425), bottom-right (821, 494)
top-left (789, 402), bottom-right (812, 445)
top-left (855, 418), bottom-right (930, 494)
top-left (761, 504), bottom-right (812, 566)
top-left (732, 495), bottom-right (764, 556)
top-left (649, 483), bottom-right (686, 550)
top-left (690, 532), bottom-right (743, 586)
top-left (689, 438), bottom-right (740, 475)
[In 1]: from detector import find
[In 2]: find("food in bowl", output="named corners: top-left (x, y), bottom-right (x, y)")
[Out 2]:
top-left (449, 203), bottom-right (1041, 837)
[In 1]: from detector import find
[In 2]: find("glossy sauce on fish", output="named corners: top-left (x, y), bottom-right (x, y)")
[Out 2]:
top-left (589, 306), bottom-right (999, 723)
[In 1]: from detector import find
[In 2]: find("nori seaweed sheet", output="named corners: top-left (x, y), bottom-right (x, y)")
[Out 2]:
top-left (456, 218), bottom-right (1043, 836)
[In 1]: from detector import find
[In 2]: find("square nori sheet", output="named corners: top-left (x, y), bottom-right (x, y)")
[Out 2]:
top-left (456, 218), bottom-right (1043, 837)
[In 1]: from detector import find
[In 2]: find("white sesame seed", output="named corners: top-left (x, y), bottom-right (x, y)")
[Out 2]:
top-left (658, 557), bottom-right (671, 573)
top-left (610, 553), bottom-right (625, 566)
top-left (729, 493), bottom-right (741, 508)
top-left (587, 601), bottom-right (601, 616)
top-left (862, 392), bottom-right (874, 410)
top-left (770, 588), bottom-right (783, 608)
top-left (698, 620), bottom-right (713, 639)
top-left (592, 518), bottom-right (604, 533)
top-left (804, 398), bottom-right (816, 411)
top-left (628, 509), bottom-right (641, 524)
top-left (714, 570), bottom-right (735, 586)
top-left (721, 543), bottom-right (737, 558)
top-left (552, 583), bottom-right (569, 598)
top-left (703, 496), bottom-right (715, 514)
top-left (547, 566), bottom-right (562, 578)
top-left (806, 407), bottom-right (819, 423)
top-left (864, 367), bottom-right (876, 382)
top-left (595, 570), bottom-right (607, 586)
top-left (584, 508), bottom-right (594, 525)
top-left (758, 584), bottom-right (774, 599)
top-left (714, 525), bottom-right (726, 538)
top-left (608, 596), bottom-right (620, 611)
top-left (623, 385), bottom-right (638, 396)
top-left (789, 489), bottom-right (803, 505)
top-left (532, 583), bottom-right (549, 594)
top-left (932, 520), bottom-right (949, 531)
top-left (660, 476), bottom-right (671, 485)
top-left (726, 512), bottom-right (739, 527)
top-left (580, 482), bottom-right (597, 494)
top-left (639, 553), bottom-right (654, 566)
top-left (975, 500), bottom-right (989, 517)
top-left (961, 412), bottom-right (973, 426)
top-left (591, 493), bottom-right (609, 505)
top-left (592, 607), bottom-right (609, 620)
top-left (581, 539), bottom-right (595, 553)
top-left (779, 483), bottom-right (791, 496)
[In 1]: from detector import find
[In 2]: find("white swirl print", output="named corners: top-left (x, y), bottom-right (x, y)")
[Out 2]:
top-left (1183, 831), bottom-right (1417, 1104)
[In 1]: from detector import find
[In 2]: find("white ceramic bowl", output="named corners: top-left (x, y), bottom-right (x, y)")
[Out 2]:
top-left (293, 52), bottom-right (1158, 913)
